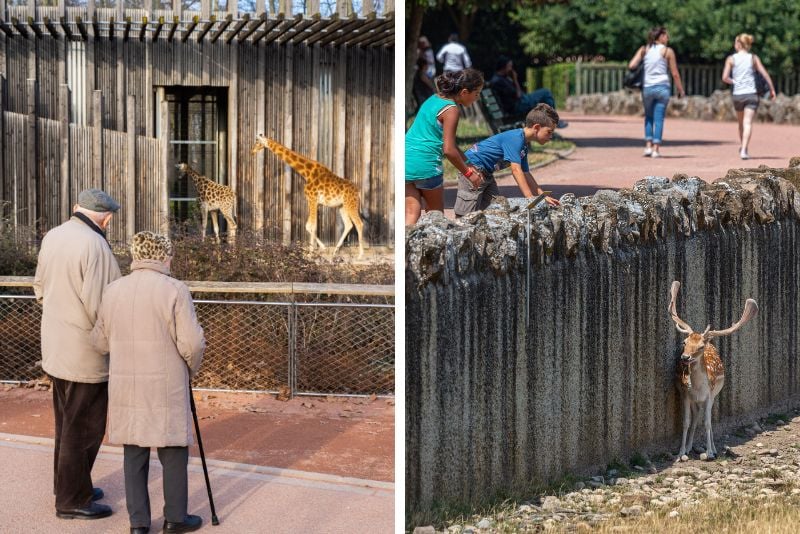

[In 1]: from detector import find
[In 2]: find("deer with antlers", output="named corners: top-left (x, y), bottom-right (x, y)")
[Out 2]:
top-left (668, 281), bottom-right (758, 460)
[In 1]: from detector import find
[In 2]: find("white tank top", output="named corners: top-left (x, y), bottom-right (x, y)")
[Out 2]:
top-left (731, 52), bottom-right (757, 95)
top-left (643, 44), bottom-right (670, 87)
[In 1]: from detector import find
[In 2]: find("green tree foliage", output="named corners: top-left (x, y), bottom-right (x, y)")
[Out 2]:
top-left (514, 0), bottom-right (800, 73)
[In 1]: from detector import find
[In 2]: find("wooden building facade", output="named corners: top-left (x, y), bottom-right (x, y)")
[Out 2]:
top-left (0, 0), bottom-right (394, 247)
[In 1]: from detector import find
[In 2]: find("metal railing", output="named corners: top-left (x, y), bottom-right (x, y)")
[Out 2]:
top-left (0, 278), bottom-right (394, 397)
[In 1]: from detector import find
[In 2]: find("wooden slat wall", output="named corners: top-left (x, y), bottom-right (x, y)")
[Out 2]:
top-left (136, 136), bottom-right (165, 233)
top-left (1, 35), bottom-right (395, 246)
top-left (37, 117), bottom-right (61, 229)
top-left (3, 112), bottom-right (28, 227)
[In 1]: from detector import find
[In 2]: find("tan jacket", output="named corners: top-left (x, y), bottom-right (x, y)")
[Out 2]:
top-left (33, 217), bottom-right (121, 383)
top-left (91, 260), bottom-right (205, 447)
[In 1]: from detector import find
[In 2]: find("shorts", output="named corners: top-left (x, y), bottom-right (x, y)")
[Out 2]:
top-left (407, 174), bottom-right (443, 190)
top-left (453, 168), bottom-right (499, 217)
top-left (732, 93), bottom-right (759, 112)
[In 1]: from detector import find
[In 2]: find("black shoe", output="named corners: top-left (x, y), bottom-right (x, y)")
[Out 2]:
top-left (55, 502), bottom-right (112, 520)
top-left (91, 487), bottom-right (104, 501)
top-left (130, 527), bottom-right (149, 534)
top-left (163, 515), bottom-right (203, 533)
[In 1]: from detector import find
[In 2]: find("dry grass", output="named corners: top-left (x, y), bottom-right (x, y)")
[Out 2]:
top-left (585, 495), bottom-right (800, 533)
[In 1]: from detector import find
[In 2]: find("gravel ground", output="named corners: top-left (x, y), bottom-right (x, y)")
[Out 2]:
top-left (414, 407), bottom-right (800, 533)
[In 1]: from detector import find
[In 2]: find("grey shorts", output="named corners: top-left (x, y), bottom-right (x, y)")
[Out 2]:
top-left (453, 170), bottom-right (499, 217)
top-left (732, 93), bottom-right (759, 112)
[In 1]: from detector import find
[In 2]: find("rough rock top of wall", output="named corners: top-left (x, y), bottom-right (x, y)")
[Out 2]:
top-left (565, 90), bottom-right (800, 124)
top-left (406, 160), bottom-right (800, 288)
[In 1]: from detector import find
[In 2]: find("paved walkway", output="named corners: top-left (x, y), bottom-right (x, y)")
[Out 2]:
top-left (0, 433), bottom-right (393, 533)
top-left (444, 113), bottom-right (800, 210)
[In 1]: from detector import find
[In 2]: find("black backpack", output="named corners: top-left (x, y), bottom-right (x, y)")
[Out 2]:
top-left (623, 62), bottom-right (644, 90)
top-left (752, 55), bottom-right (770, 96)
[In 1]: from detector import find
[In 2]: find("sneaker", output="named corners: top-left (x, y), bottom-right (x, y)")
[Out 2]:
top-left (643, 148), bottom-right (653, 157)
top-left (556, 119), bottom-right (569, 128)
top-left (740, 151), bottom-right (750, 160)
top-left (651, 151), bottom-right (661, 158)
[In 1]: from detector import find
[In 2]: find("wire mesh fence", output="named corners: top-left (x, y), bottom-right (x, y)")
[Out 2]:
top-left (0, 280), bottom-right (394, 397)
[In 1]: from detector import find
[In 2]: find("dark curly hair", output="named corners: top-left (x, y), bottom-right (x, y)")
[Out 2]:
top-left (434, 68), bottom-right (484, 98)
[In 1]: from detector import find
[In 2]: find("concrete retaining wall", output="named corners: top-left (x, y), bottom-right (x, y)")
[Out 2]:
top-left (565, 90), bottom-right (800, 124)
top-left (405, 161), bottom-right (800, 512)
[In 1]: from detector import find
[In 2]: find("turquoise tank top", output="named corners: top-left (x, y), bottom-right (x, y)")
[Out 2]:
top-left (405, 95), bottom-right (457, 181)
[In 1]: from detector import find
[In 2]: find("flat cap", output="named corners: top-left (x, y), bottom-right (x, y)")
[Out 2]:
top-left (77, 188), bottom-right (120, 213)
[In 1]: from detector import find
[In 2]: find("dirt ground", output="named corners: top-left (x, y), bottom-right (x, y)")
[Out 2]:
top-left (0, 384), bottom-right (394, 482)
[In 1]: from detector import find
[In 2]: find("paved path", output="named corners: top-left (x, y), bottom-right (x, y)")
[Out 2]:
top-left (0, 433), bottom-right (393, 533)
top-left (444, 113), bottom-right (800, 210)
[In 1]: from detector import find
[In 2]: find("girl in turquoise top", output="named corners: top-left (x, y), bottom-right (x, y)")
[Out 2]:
top-left (405, 69), bottom-right (484, 225)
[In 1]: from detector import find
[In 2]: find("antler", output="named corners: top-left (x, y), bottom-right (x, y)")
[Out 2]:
top-left (705, 298), bottom-right (759, 338)
top-left (668, 281), bottom-right (694, 334)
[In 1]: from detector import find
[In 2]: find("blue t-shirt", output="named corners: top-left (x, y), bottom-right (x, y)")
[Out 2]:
top-left (465, 129), bottom-right (529, 174)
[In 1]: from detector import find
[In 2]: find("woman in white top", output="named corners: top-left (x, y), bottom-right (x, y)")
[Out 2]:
top-left (721, 33), bottom-right (776, 159)
top-left (628, 27), bottom-right (685, 158)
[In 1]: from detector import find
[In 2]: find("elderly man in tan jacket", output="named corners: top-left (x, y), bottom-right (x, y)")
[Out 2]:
top-left (33, 188), bottom-right (122, 520)
top-left (91, 231), bottom-right (205, 534)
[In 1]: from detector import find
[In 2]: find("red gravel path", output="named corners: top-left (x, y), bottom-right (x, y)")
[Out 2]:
top-left (445, 112), bottom-right (800, 209)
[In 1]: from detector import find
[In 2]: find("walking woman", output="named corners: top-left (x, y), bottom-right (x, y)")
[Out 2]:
top-left (628, 27), bottom-right (685, 158)
top-left (405, 68), bottom-right (485, 225)
top-left (721, 33), bottom-right (776, 160)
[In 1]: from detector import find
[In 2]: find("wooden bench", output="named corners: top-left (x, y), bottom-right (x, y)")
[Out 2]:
top-left (478, 87), bottom-right (525, 134)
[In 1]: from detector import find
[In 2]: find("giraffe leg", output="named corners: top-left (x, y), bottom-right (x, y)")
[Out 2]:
top-left (350, 206), bottom-right (365, 259)
top-left (200, 204), bottom-right (209, 241)
top-left (332, 209), bottom-right (354, 257)
top-left (210, 211), bottom-right (221, 244)
top-left (221, 207), bottom-right (237, 243)
top-left (305, 198), bottom-right (326, 250)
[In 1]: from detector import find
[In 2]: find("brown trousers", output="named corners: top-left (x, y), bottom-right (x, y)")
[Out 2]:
top-left (51, 375), bottom-right (108, 510)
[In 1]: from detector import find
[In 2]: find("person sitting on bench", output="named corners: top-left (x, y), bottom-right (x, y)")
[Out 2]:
top-left (490, 55), bottom-right (568, 128)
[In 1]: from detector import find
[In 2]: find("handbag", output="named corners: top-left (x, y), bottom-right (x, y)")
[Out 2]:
top-left (623, 61), bottom-right (644, 90)
top-left (752, 55), bottom-right (770, 96)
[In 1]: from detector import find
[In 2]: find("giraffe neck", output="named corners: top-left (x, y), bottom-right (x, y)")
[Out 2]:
top-left (264, 139), bottom-right (324, 181)
top-left (186, 167), bottom-right (212, 196)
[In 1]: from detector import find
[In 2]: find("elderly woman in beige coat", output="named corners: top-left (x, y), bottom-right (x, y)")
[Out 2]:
top-left (91, 231), bottom-right (205, 534)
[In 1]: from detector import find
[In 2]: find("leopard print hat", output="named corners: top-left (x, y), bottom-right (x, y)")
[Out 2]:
top-left (131, 231), bottom-right (174, 263)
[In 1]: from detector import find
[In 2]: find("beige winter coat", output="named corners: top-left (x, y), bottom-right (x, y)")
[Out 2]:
top-left (33, 217), bottom-right (121, 383)
top-left (90, 260), bottom-right (205, 447)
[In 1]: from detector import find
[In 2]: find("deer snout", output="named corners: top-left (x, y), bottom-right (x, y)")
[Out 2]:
top-left (680, 353), bottom-right (697, 364)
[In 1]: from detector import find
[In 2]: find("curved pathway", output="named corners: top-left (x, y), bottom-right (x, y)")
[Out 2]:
top-left (445, 113), bottom-right (800, 209)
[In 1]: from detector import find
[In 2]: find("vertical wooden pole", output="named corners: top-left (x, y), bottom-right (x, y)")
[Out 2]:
top-left (360, 48), bottom-right (372, 229)
top-left (92, 90), bottom-right (103, 189)
top-left (228, 42), bottom-right (238, 197)
top-left (255, 42), bottom-right (265, 234)
top-left (158, 87), bottom-right (169, 234)
top-left (0, 76), bottom-right (4, 221)
top-left (310, 44), bottom-right (319, 160)
top-left (282, 42), bottom-right (293, 245)
top-left (126, 94), bottom-right (136, 239)
top-left (116, 42), bottom-right (125, 130)
top-left (86, 41), bottom-right (96, 125)
top-left (59, 84), bottom-right (70, 221)
top-left (146, 38), bottom-right (153, 136)
top-left (26, 79), bottom-right (37, 228)
top-left (334, 45), bottom-right (346, 176)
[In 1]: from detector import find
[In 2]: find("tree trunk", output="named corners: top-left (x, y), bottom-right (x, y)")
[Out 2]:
top-left (406, 1), bottom-right (426, 112)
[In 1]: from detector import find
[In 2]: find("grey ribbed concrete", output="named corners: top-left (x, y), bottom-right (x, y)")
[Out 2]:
top-left (406, 162), bottom-right (800, 512)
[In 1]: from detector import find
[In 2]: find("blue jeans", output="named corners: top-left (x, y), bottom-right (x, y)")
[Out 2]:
top-left (515, 88), bottom-right (556, 116)
top-left (642, 84), bottom-right (671, 145)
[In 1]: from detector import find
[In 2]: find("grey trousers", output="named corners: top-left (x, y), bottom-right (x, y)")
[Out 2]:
top-left (453, 171), bottom-right (500, 217)
top-left (123, 445), bottom-right (189, 528)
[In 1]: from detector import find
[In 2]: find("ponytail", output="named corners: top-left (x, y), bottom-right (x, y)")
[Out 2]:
top-left (434, 68), bottom-right (484, 98)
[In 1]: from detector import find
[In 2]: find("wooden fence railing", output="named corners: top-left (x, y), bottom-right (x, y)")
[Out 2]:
top-left (528, 60), bottom-right (800, 107)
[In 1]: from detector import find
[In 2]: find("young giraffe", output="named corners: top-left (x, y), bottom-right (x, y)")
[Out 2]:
top-left (175, 163), bottom-right (237, 243)
top-left (251, 134), bottom-right (365, 258)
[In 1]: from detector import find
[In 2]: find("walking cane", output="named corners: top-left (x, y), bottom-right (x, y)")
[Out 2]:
top-left (189, 388), bottom-right (220, 526)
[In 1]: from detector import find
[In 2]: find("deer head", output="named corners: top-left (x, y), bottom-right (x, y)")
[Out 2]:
top-left (668, 281), bottom-right (759, 363)
top-left (251, 134), bottom-right (268, 155)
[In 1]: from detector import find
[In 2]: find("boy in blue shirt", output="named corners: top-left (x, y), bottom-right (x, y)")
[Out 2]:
top-left (454, 103), bottom-right (561, 217)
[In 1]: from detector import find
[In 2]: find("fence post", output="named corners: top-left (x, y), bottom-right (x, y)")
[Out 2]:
top-left (288, 295), bottom-right (297, 398)
top-left (126, 94), bottom-right (136, 239)
top-left (92, 90), bottom-right (103, 190)
top-left (575, 58), bottom-right (582, 96)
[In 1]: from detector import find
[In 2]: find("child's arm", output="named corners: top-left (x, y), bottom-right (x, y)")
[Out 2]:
top-left (441, 106), bottom-right (484, 187)
top-left (510, 164), bottom-right (560, 206)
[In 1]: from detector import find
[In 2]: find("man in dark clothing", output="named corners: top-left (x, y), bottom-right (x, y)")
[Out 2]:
top-left (490, 55), bottom-right (568, 128)
top-left (33, 188), bottom-right (122, 520)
